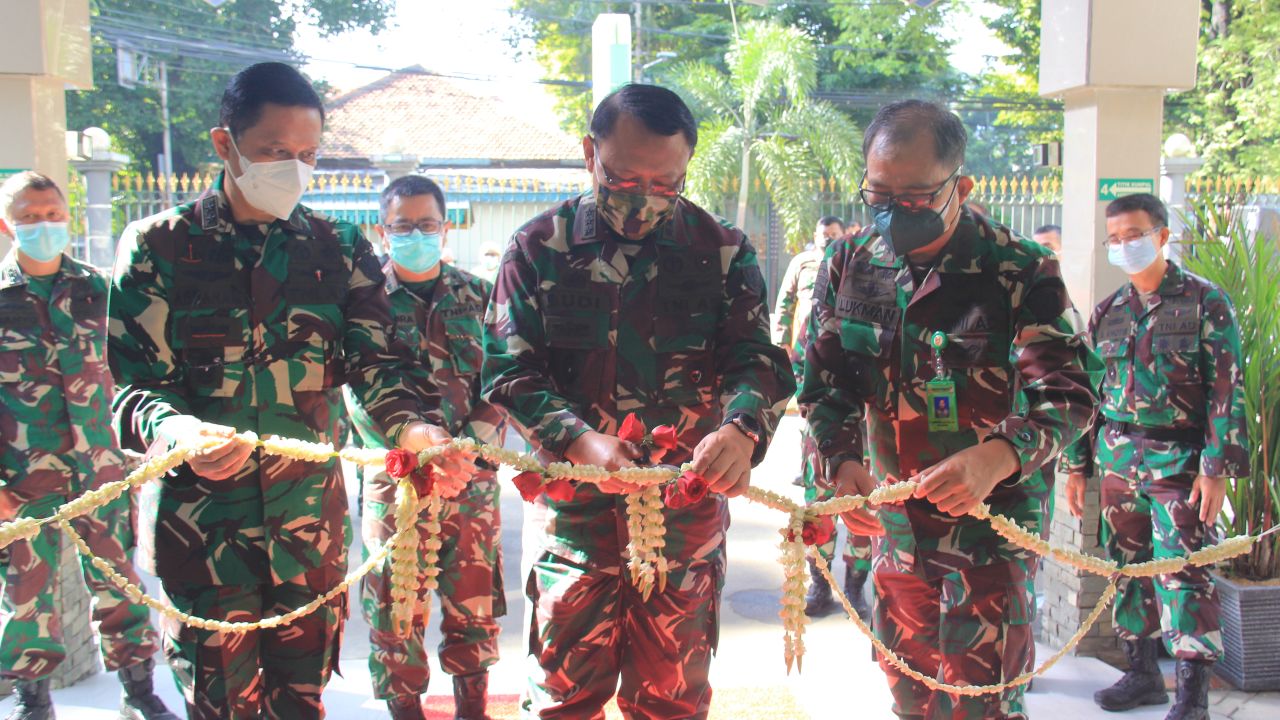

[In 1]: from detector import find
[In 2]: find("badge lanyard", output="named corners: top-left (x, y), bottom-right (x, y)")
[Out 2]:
top-left (926, 331), bottom-right (960, 432)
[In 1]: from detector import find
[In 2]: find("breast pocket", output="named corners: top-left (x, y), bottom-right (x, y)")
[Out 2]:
top-left (836, 320), bottom-right (894, 406)
top-left (176, 313), bottom-right (247, 398)
top-left (0, 341), bottom-right (36, 385)
top-left (443, 317), bottom-right (484, 376)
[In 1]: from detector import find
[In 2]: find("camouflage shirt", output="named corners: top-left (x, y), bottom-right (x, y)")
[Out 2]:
top-left (0, 251), bottom-right (127, 509)
top-left (772, 248), bottom-right (825, 381)
top-left (482, 193), bottom-right (793, 564)
top-left (345, 260), bottom-right (504, 450)
top-left (108, 173), bottom-right (430, 585)
top-left (1060, 262), bottom-right (1249, 479)
top-left (801, 210), bottom-right (1103, 578)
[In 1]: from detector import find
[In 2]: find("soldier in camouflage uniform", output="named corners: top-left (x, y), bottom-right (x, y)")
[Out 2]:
top-left (482, 84), bottom-right (793, 719)
top-left (0, 173), bottom-right (178, 720)
top-left (773, 216), bottom-right (873, 619)
top-left (109, 63), bottom-right (448, 720)
top-left (1061, 193), bottom-right (1248, 720)
top-left (345, 175), bottom-right (506, 720)
top-left (801, 100), bottom-right (1102, 719)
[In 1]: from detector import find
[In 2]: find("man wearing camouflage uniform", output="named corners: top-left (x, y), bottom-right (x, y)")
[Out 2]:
top-left (1061, 193), bottom-right (1248, 720)
top-left (801, 100), bottom-right (1102, 719)
top-left (346, 175), bottom-right (506, 720)
top-left (773, 215), bottom-right (873, 619)
top-left (483, 84), bottom-right (793, 719)
top-left (109, 63), bottom-right (445, 720)
top-left (0, 173), bottom-right (177, 720)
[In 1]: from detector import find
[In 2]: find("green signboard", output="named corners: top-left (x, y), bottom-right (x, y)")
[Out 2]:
top-left (0, 168), bottom-right (28, 182)
top-left (1098, 177), bottom-right (1155, 201)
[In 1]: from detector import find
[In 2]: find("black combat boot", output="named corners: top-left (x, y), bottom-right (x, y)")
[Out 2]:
top-left (843, 566), bottom-right (871, 622)
top-left (1164, 659), bottom-right (1212, 720)
top-left (1094, 638), bottom-right (1169, 711)
top-left (5, 678), bottom-right (54, 720)
top-left (118, 658), bottom-right (179, 720)
top-left (386, 694), bottom-right (426, 720)
top-left (803, 559), bottom-right (836, 617)
top-left (453, 671), bottom-right (492, 720)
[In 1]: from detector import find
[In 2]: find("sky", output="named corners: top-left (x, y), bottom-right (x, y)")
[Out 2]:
top-left (296, 0), bottom-right (1014, 117)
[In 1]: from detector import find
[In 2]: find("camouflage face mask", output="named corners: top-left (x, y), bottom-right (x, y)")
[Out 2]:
top-left (595, 184), bottom-right (676, 241)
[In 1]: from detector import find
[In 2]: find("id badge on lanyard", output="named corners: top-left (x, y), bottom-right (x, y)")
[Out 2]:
top-left (926, 331), bottom-right (959, 432)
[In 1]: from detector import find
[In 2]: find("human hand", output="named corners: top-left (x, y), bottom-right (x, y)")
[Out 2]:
top-left (566, 430), bottom-right (642, 494)
top-left (400, 422), bottom-right (476, 499)
top-left (911, 440), bottom-right (1021, 517)
top-left (152, 415), bottom-right (253, 481)
top-left (832, 460), bottom-right (885, 536)
top-left (690, 425), bottom-right (755, 497)
top-left (1189, 475), bottom-right (1227, 524)
top-left (1065, 473), bottom-right (1088, 519)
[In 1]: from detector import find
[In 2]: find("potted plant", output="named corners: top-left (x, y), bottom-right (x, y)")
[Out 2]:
top-left (1181, 200), bottom-right (1280, 691)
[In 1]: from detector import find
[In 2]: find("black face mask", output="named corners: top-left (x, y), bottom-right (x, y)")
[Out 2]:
top-left (872, 182), bottom-right (958, 256)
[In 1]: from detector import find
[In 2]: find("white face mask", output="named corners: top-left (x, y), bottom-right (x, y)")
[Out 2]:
top-left (225, 130), bottom-right (314, 220)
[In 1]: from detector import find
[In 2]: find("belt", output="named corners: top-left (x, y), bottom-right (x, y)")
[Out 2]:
top-left (1105, 420), bottom-right (1203, 445)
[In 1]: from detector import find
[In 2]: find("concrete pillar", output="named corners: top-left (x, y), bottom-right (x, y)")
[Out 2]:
top-left (72, 138), bottom-right (131, 268)
top-left (1037, 0), bottom-right (1199, 661)
top-left (0, 1), bottom-right (93, 258)
top-left (1160, 139), bottom-right (1204, 263)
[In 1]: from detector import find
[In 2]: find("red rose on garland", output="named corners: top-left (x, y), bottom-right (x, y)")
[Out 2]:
top-left (385, 449), bottom-right (417, 479)
top-left (618, 414), bottom-right (646, 444)
top-left (651, 425), bottom-right (678, 451)
top-left (800, 516), bottom-right (835, 547)
top-left (544, 478), bottom-right (577, 503)
top-left (512, 471), bottom-right (544, 502)
top-left (617, 413), bottom-right (679, 462)
top-left (663, 470), bottom-right (709, 509)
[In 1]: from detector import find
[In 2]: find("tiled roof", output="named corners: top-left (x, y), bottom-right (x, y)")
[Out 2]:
top-left (322, 66), bottom-right (582, 165)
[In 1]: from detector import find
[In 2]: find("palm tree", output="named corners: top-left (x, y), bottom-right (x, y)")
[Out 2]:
top-left (672, 20), bottom-right (862, 250)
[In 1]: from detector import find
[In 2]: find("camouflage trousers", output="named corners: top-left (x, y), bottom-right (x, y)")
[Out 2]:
top-left (360, 468), bottom-right (505, 699)
top-left (1100, 469), bottom-right (1222, 661)
top-left (0, 490), bottom-right (159, 680)
top-left (522, 496), bottom-right (727, 719)
top-left (159, 563), bottom-right (346, 720)
top-left (801, 428), bottom-right (871, 571)
top-left (873, 559), bottom-right (1035, 720)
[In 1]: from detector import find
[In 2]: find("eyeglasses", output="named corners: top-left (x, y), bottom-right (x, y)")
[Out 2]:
top-left (384, 220), bottom-right (444, 236)
top-left (1102, 226), bottom-right (1163, 247)
top-left (859, 168), bottom-right (961, 212)
top-left (591, 140), bottom-right (685, 198)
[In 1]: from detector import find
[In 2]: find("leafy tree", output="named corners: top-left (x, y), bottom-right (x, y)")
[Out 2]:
top-left (67, 0), bottom-right (394, 174)
top-left (1168, 1), bottom-right (1280, 177)
top-left (672, 21), bottom-right (861, 250)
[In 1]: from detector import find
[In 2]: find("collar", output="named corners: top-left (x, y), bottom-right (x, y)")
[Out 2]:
top-left (865, 208), bottom-right (987, 274)
top-left (1114, 261), bottom-right (1184, 308)
top-left (382, 258), bottom-right (461, 300)
top-left (0, 249), bottom-right (92, 290)
top-left (193, 172), bottom-right (312, 237)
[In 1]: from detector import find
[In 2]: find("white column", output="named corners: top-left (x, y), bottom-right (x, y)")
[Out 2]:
top-left (72, 151), bottom-right (131, 268)
top-left (592, 14), bottom-right (632, 111)
top-left (1161, 149), bottom-right (1204, 262)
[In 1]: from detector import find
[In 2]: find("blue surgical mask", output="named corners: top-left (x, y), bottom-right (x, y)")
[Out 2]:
top-left (389, 230), bottom-right (442, 273)
top-left (14, 222), bottom-right (70, 262)
top-left (1107, 234), bottom-right (1160, 274)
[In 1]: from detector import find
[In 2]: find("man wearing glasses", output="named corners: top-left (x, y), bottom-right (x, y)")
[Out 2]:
top-left (801, 99), bottom-right (1102, 719)
top-left (343, 175), bottom-right (507, 720)
top-left (482, 83), bottom-right (792, 718)
top-left (1060, 193), bottom-right (1247, 720)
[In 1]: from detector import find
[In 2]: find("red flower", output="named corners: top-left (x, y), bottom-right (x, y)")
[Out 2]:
top-left (512, 471), bottom-right (544, 503)
top-left (651, 425), bottom-right (678, 451)
top-left (677, 470), bottom-right (709, 504)
top-left (544, 478), bottom-right (577, 503)
top-left (618, 413), bottom-right (646, 444)
top-left (663, 470), bottom-right (710, 509)
top-left (410, 464), bottom-right (436, 496)
top-left (385, 449), bottom-right (417, 479)
top-left (801, 517), bottom-right (835, 547)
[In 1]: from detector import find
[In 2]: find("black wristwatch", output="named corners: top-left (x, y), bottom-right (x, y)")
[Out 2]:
top-left (723, 413), bottom-right (762, 458)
